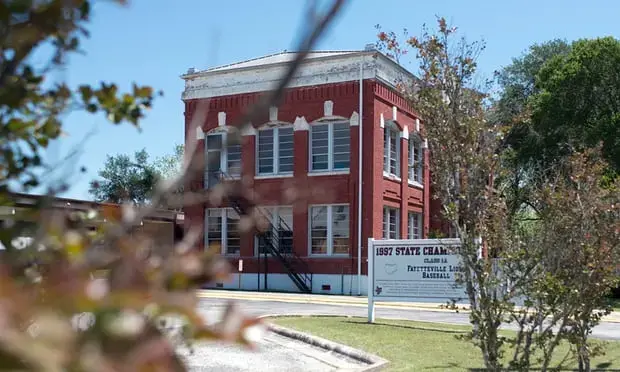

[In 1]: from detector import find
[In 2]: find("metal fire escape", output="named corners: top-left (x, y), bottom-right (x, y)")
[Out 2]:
top-left (214, 171), bottom-right (313, 293)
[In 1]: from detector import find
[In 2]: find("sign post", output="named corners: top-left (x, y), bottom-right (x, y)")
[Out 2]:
top-left (367, 238), bottom-right (375, 323)
top-left (367, 238), bottom-right (465, 323)
top-left (238, 259), bottom-right (243, 290)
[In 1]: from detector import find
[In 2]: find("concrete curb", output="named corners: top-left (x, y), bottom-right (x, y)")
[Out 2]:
top-left (260, 314), bottom-right (390, 372)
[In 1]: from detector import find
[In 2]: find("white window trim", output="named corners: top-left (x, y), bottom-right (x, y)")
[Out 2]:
top-left (308, 203), bottom-right (350, 257)
top-left (383, 206), bottom-right (400, 240)
top-left (407, 136), bottom-right (424, 188)
top-left (204, 208), bottom-right (240, 256)
top-left (383, 122), bottom-right (401, 179)
top-left (309, 122), bottom-right (351, 173)
top-left (407, 212), bottom-right (423, 239)
top-left (204, 132), bottom-right (241, 188)
top-left (256, 126), bottom-right (294, 177)
top-left (254, 205), bottom-right (294, 256)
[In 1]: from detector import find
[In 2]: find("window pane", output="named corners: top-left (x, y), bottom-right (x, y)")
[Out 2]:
top-left (389, 209), bottom-right (398, 239)
top-left (277, 207), bottom-right (294, 253)
top-left (278, 128), bottom-right (294, 173)
top-left (227, 143), bottom-right (241, 176)
top-left (258, 129), bottom-right (274, 174)
top-left (383, 127), bottom-right (390, 173)
top-left (332, 205), bottom-right (349, 254)
top-left (408, 212), bottom-right (421, 239)
top-left (206, 209), bottom-right (222, 250)
top-left (389, 130), bottom-right (398, 175)
top-left (310, 206), bottom-right (328, 254)
top-left (311, 125), bottom-right (329, 171)
top-left (332, 123), bottom-right (350, 169)
top-left (256, 206), bottom-right (274, 255)
top-left (383, 207), bottom-right (399, 239)
top-left (206, 135), bottom-right (223, 188)
top-left (206, 135), bottom-right (222, 149)
top-left (226, 209), bottom-right (240, 255)
top-left (415, 143), bottom-right (423, 182)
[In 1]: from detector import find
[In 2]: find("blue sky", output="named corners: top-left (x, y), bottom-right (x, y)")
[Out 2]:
top-left (39, 0), bottom-right (619, 200)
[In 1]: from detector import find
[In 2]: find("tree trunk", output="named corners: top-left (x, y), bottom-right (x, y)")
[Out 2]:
top-left (578, 343), bottom-right (591, 372)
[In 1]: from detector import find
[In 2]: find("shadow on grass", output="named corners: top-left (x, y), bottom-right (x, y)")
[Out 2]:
top-left (341, 319), bottom-right (468, 335)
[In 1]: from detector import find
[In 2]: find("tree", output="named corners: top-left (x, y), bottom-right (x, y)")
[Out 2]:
top-left (527, 37), bottom-right (620, 177)
top-left (89, 145), bottom-right (185, 206)
top-left (152, 144), bottom-right (184, 195)
top-left (0, 0), bottom-right (348, 368)
top-left (89, 149), bottom-right (158, 204)
top-left (0, 1), bottom-right (159, 195)
top-left (153, 144), bottom-right (184, 181)
top-left (378, 18), bottom-right (520, 370)
top-left (492, 39), bottom-right (572, 218)
top-left (501, 37), bottom-right (620, 198)
top-left (506, 148), bottom-right (620, 372)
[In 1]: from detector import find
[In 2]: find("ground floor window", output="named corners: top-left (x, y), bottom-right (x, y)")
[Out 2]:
top-left (309, 204), bottom-right (349, 255)
top-left (255, 206), bottom-right (293, 255)
top-left (205, 208), bottom-right (240, 255)
top-left (407, 212), bottom-right (422, 239)
top-left (383, 207), bottom-right (400, 239)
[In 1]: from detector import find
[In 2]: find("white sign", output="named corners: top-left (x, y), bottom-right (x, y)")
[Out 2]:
top-left (367, 238), bottom-right (467, 322)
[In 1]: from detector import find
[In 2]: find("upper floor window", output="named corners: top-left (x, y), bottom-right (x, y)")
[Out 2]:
top-left (205, 133), bottom-right (241, 188)
top-left (310, 122), bottom-right (350, 172)
top-left (383, 206), bottom-right (400, 239)
top-left (383, 123), bottom-right (400, 177)
top-left (257, 127), bottom-right (294, 175)
top-left (408, 137), bottom-right (424, 185)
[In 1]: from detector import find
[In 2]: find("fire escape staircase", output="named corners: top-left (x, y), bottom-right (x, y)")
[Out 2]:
top-left (215, 171), bottom-right (313, 293)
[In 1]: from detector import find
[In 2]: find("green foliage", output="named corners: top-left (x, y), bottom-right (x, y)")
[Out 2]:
top-left (500, 37), bottom-right (620, 190)
top-left (89, 149), bottom-right (158, 205)
top-left (89, 145), bottom-right (185, 205)
top-left (0, 0), bottom-right (161, 194)
top-left (528, 37), bottom-right (620, 175)
top-left (152, 144), bottom-right (184, 182)
top-left (0, 1), bottom-right (262, 370)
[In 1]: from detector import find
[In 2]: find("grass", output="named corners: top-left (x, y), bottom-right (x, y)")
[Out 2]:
top-left (271, 316), bottom-right (620, 371)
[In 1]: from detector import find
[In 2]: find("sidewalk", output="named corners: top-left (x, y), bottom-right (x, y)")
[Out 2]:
top-left (197, 289), bottom-right (620, 323)
top-left (198, 289), bottom-right (470, 311)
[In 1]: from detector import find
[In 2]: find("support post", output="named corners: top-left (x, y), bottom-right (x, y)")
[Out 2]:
top-left (367, 238), bottom-right (375, 323)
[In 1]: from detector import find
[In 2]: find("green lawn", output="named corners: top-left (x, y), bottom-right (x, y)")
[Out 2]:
top-left (271, 316), bottom-right (620, 371)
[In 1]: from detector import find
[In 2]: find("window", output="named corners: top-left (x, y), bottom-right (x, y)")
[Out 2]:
top-left (383, 207), bottom-right (400, 239)
top-left (408, 212), bottom-right (422, 239)
top-left (310, 122), bottom-right (350, 172)
top-left (205, 133), bottom-right (242, 188)
top-left (255, 206), bottom-right (293, 255)
top-left (383, 124), bottom-right (400, 177)
top-left (408, 137), bottom-right (423, 184)
top-left (309, 205), bottom-right (350, 255)
top-left (205, 208), bottom-right (240, 255)
top-left (257, 127), bottom-right (294, 175)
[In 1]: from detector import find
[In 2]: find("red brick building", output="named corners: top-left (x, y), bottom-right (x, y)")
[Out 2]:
top-left (181, 49), bottom-right (434, 295)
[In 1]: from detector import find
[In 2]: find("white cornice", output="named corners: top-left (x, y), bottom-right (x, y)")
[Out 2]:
top-left (181, 53), bottom-right (417, 101)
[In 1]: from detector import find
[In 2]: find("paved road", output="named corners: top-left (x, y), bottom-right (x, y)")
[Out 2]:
top-left (180, 333), bottom-right (365, 372)
top-left (197, 298), bottom-right (620, 341)
top-left (183, 301), bottom-right (368, 372)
